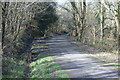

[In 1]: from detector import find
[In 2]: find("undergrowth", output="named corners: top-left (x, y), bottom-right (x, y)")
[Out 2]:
top-left (30, 52), bottom-right (69, 78)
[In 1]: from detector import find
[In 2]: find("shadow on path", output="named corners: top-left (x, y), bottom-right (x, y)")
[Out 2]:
top-left (47, 35), bottom-right (119, 78)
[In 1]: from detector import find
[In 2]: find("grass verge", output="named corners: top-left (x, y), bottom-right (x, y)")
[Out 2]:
top-left (88, 53), bottom-right (119, 69)
top-left (30, 52), bottom-right (69, 78)
top-left (30, 37), bottom-right (69, 79)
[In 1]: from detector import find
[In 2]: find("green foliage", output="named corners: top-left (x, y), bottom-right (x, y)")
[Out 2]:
top-left (2, 2), bottom-right (59, 79)
top-left (2, 58), bottom-right (24, 78)
top-left (30, 37), bottom-right (69, 78)
top-left (77, 33), bottom-right (81, 41)
top-left (33, 2), bottom-right (58, 35)
top-left (30, 53), bottom-right (69, 78)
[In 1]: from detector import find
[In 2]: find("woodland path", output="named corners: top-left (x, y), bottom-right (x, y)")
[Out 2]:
top-left (47, 35), bottom-right (118, 78)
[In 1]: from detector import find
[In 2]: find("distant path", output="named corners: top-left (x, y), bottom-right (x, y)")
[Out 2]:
top-left (47, 35), bottom-right (118, 78)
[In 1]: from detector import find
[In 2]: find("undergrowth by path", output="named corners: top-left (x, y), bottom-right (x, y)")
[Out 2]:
top-left (30, 38), bottom-right (69, 78)
top-left (30, 52), bottom-right (69, 78)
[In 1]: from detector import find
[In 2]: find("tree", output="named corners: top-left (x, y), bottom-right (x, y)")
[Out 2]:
top-left (33, 2), bottom-right (58, 36)
top-left (2, 2), bottom-right (58, 77)
top-left (80, 0), bottom-right (86, 42)
top-left (2, 2), bottom-right (9, 49)
top-left (99, 1), bottom-right (105, 41)
top-left (101, 0), bottom-right (120, 53)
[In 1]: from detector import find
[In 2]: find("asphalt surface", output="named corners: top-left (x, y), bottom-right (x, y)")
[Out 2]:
top-left (47, 35), bottom-right (119, 78)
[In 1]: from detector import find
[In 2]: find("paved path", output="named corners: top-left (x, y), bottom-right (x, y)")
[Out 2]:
top-left (47, 35), bottom-right (119, 78)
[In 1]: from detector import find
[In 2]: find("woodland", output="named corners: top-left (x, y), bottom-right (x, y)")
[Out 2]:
top-left (0, 0), bottom-right (120, 78)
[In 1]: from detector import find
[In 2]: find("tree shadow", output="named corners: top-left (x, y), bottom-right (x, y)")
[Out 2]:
top-left (46, 35), bottom-right (119, 78)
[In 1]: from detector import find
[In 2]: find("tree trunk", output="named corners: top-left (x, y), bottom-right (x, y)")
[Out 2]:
top-left (100, 2), bottom-right (105, 42)
top-left (2, 2), bottom-right (9, 49)
top-left (117, 2), bottom-right (120, 54)
top-left (71, 2), bottom-right (79, 36)
top-left (93, 25), bottom-right (96, 45)
top-left (80, 0), bottom-right (86, 42)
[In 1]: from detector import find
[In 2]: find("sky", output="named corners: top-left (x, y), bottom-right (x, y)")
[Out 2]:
top-left (57, 0), bottom-right (67, 5)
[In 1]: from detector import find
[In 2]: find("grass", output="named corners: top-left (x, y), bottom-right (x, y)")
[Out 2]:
top-left (3, 38), bottom-right (69, 79)
top-left (2, 58), bottom-right (24, 78)
top-left (30, 52), bottom-right (69, 78)
top-left (30, 38), bottom-right (69, 78)
top-left (3, 52), bottom-right (69, 79)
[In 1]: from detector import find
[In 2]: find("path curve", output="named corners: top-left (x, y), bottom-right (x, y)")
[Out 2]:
top-left (47, 35), bottom-right (118, 78)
